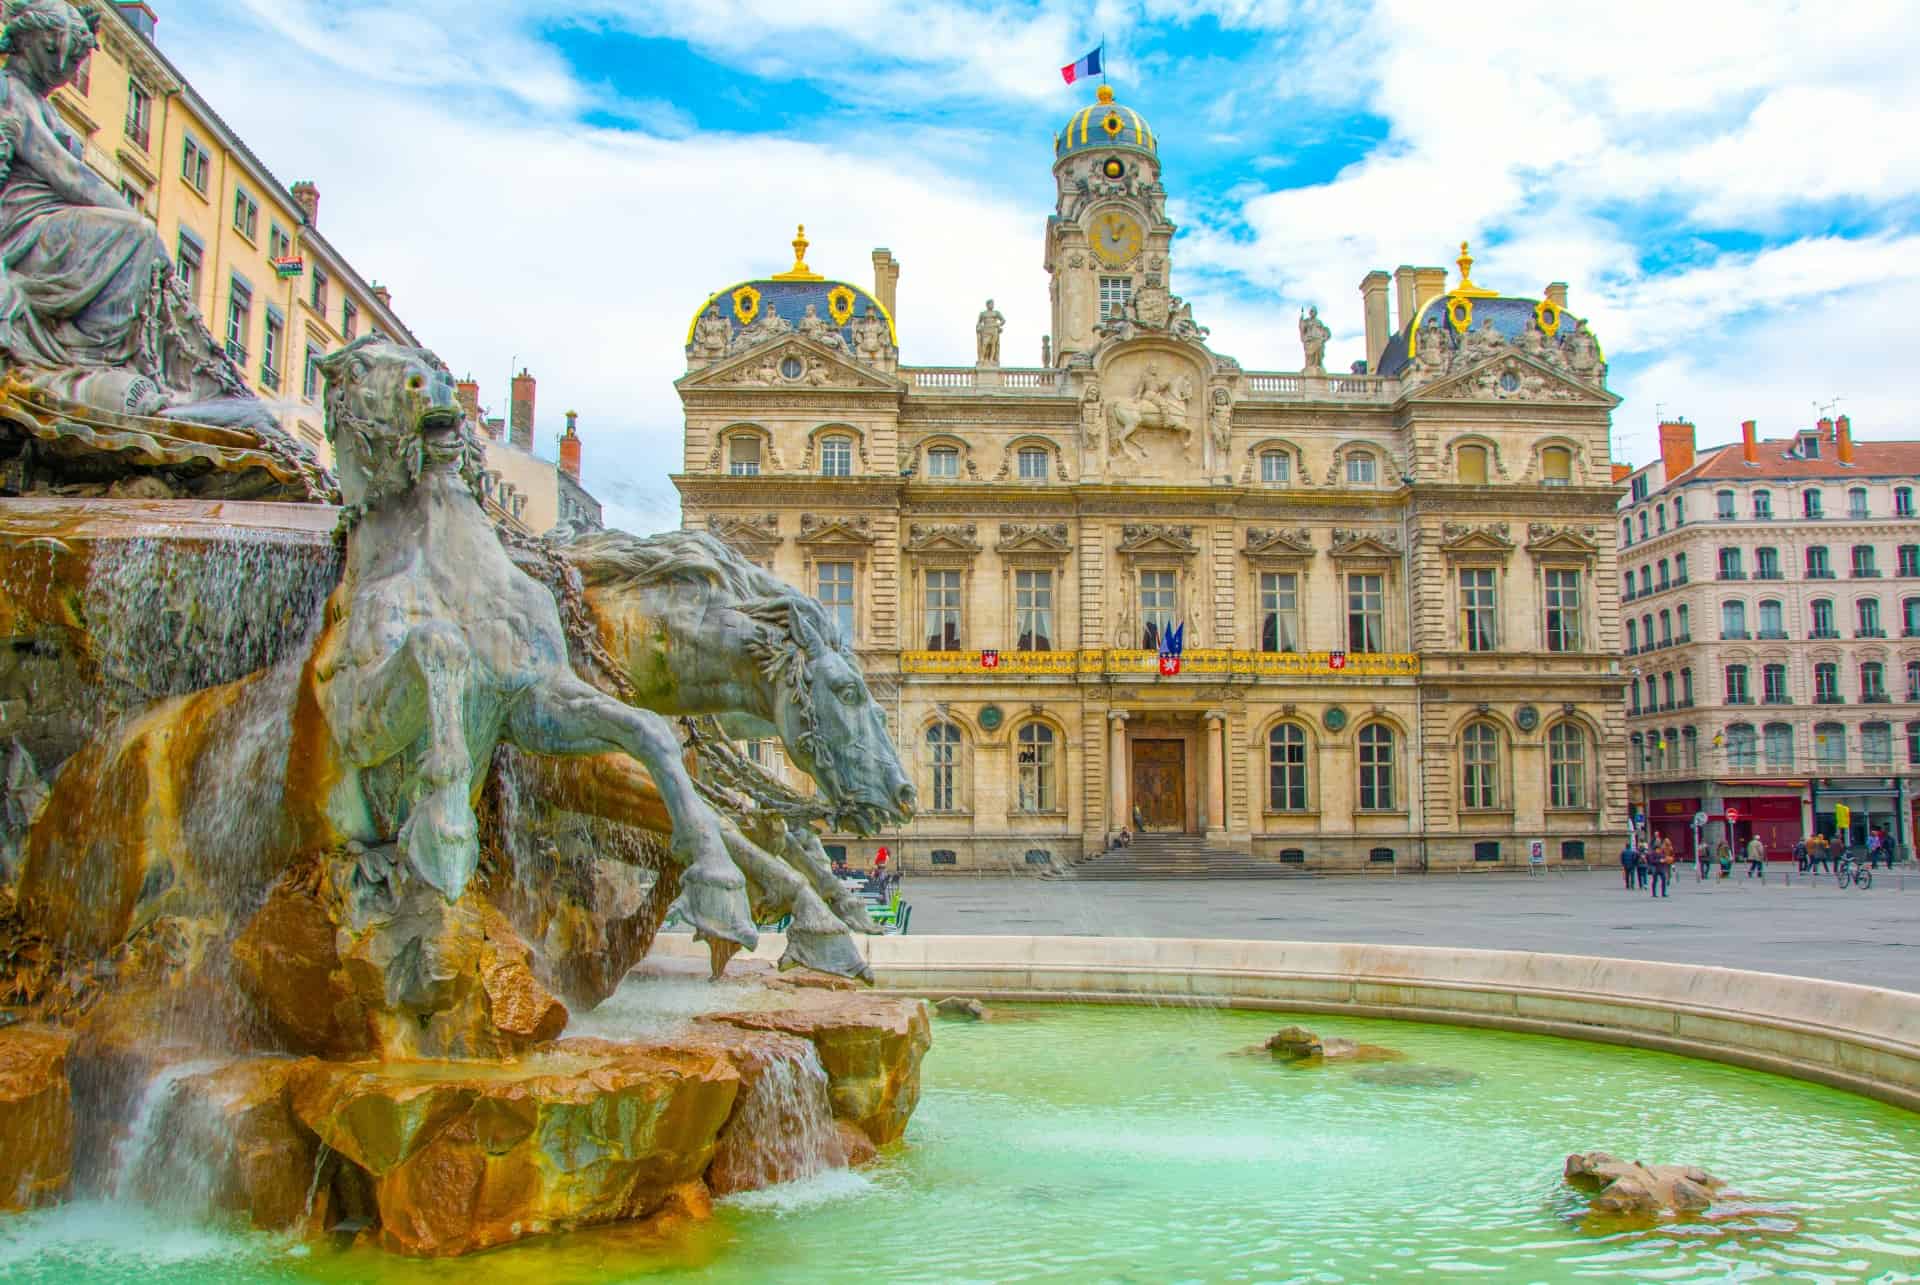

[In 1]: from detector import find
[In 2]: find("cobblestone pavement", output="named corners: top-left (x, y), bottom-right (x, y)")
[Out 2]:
top-left (898, 865), bottom-right (1920, 990)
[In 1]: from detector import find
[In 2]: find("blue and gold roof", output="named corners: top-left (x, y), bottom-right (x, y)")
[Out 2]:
top-left (1054, 84), bottom-right (1156, 162)
top-left (1373, 243), bottom-right (1594, 378)
top-left (685, 225), bottom-right (896, 351)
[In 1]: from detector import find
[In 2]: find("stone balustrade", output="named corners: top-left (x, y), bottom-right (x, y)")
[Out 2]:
top-left (898, 648), bottom-right (1420, 677)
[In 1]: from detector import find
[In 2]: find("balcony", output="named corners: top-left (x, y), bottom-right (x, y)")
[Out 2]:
top-left (258, 363), bottom-right (281, 391)
top-left (1756, 629), bottom-right (1789, 640)
top-left (1853, 569), bottom-right (1883, 578)
top-left (1810, 628), bottom-right (1840, 640)
top-left (1755, 570), bottom-right (1783, 580)
top-left (224, 340), bottom-right (247, 365)
top-left (1721, 629), bottom-right (1751, 640)
top-left (1724, 694), bottom-right (1754, 705)
top-left (1816, 693), bottom-right (1845, 704)
top-left (1857, 628), bottom-right (1887, 639)
top-left (1762, 696), bottom-right (1793, 705)
top-left (1623, 587), bottom-right (1637, 602)
top-left (124, 113), bottom-right (150, 151)
top-left (1807, 569), bottom-right (1836, 579)
top-left (898, 648), bottom-right (1423, 678)
top-left (1716, 570), bottom-right (1748, 581)
top-left (1861, 692), bottom-right (1891, 704)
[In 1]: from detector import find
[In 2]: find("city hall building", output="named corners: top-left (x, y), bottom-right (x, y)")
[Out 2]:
top-left (672, 86), bottom-right (1628, 872)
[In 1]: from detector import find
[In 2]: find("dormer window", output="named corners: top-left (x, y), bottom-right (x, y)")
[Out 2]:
top-left (926, 446), bottom-right (959, 478)
top-left (1799, 432), bottom-right (1821, 459)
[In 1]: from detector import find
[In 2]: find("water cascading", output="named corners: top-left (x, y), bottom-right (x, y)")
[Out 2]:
top-left (708, 1039), bottom-right (848, 1195)
top-left (106, 1060), bottom-right (227, 1214)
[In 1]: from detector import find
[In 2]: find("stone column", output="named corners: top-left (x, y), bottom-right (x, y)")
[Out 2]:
top-left (1109, 710), bottom-right (1130, 835)
top-left (1205, 710), bottom-right (1228, 838)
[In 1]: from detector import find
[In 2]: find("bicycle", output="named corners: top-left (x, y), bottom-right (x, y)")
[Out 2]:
top-left (1837, 855), bottom-right (1874, 890)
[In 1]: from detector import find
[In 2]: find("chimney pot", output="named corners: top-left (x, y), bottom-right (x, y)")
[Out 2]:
top-left (1544, 281), bottom-right (1569, 309)
top-left (1836, 413), bottom-right (1855, 465)
top-left (509, 368), bottom-right (536, 451)
top-left (1359, 270), bottom-right (1391, 372)
top-left (870, 248), bottom-right (899, 327)
top-left (1658, 418), bottom-right (1697, 478)
top-left (1817, 415), bottom-right (1834, 443)
top-left (1741, 419), bottom-right (1758, 465)
top-left (559, 410), bottom-right (582, 481)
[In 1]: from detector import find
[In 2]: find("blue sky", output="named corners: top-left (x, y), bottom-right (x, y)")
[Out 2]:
top-left (160, 0), bottom-right (1920, 531)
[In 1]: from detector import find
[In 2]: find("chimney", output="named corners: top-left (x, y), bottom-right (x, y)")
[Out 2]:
top-left (1658, 419), bottom-right (1696, 479)
top-left (1817, 415), bottom-right (1834, 444)
top-left (1359, 270), bottom-right (1390, 371)
top-left (1412, 266), bottom-right (1448, 316)
top-left (454, 376), bottom-right (480, 419)
top-left (1392, 265), bottom-right (1418, 332)
top-left (1610, 463), bottom-right (1633, 484)
top-left (509, 368), bottom-right (536, 451)
top-left (870, 248), bottom-right (900, 322)
top-left (370, 282), bottom-right (391, 311)
top-left (290, 181), bottom-right (320, 228)
top-left (559, 411), bottom-right (582, 481)
top-left (1837, 414), bottom-right (1854, 465)
top-left (1741, 419), bottom-right (1758, 464)
top-left (483, 416), bottom-right (504, 441)
top-left (1544, 282), bottom-right (1568, 309)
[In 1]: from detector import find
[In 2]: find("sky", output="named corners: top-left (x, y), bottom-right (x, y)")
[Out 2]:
top-left (154, 0), bottom-right (1920, 532)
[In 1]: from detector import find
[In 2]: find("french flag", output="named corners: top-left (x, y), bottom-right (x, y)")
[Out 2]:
top-left (1061, 45), bottom-right (1103, 85)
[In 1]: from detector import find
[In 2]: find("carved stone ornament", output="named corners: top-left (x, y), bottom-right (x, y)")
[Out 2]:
top-left (1329, 528), bottom-right (1402, 556)
top-left (1439, 521), bottom-right (1514, 546)
top-left (1402, 310), bottom-right (1609, 394)
top-left (904, 522), bottom-right (981, 553)
top-left (707, 512), bottom-right (782, 552)
top-left (797, 513), bottom-right (874, 544)
top-left (1117, 523), bottom-right (1198, 554)
top-left (1526, 522), bottom-right (1602, 556)
top-left (706, 429), bottom-right (783, 473)
top-left (1244, 527), bottom-right (1315, 556)
top-left (997, 522), bottom-right (1072, 554)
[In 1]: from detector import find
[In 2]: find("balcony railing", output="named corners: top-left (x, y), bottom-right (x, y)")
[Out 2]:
top-left (899, 648), bottom-right (1422, 677)
top-left (1757, 629), bottom-right (1789, 639)
top-left (1717, 569), bottom-right (1747, 581)
top-left (258, 363), bottom-right (280, 391)
top-left (1857, 628), bottom-right (1887, 638)
top-left (1810, 628), bottom-right (1840, 639)
top-left (1755, 569), bottom-right (1784, 580)
top-left (125, 113), bottom-right (150, 150)
top-left (224, 339), bottom-right (247, 365)
top-left (1721, 629), bottom-right (1751, 640)
top-left (1808, 568), bottom-right (1835, 579)
top-left (1854, 569), bottom-right (1882, 578)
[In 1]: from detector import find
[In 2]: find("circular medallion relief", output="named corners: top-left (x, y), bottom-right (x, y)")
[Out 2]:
top-left (1516, 705), bottom-right (1540, 732)
top-left (978, 704), bottom-right (1004, 732)
top-left (1322, 706), bottom-right (1349, 733)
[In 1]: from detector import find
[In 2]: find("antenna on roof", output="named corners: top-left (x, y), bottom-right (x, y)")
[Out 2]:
top-left (1816, 397), bottom-right (1845, 419)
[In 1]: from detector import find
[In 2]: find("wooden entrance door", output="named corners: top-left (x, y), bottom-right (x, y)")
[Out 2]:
top-left (1132, 739), bottom-right (1186, 831)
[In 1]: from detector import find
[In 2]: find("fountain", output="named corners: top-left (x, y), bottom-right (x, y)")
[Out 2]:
top-left (0, 3), bottom-right (928, 1253)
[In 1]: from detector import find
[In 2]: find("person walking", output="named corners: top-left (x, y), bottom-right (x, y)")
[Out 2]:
top-left (1620, 836), bottom-right (1640, 891)
top-left (1716, 839), bottom-right (1733, 879)
top-left (1649, 841), bottom-right (1672, 898)
top-left (1809, 831), bottom-right (1830, 873)
top-left (1792, 836), bottom-right (1809, 873)
top-left (1746, 833), bottom-right (1766, 879)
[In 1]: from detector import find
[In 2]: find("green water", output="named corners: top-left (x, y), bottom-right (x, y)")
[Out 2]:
top-left (4, 1004), bottom-right (1918, 1283)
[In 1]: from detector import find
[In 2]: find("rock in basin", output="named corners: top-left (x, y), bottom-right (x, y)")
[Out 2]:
top-left (1261, 1024), bottom-right (1403, 1064)
top-left (0, 1025), bottom-right (73, 1210)
top-left (290, 1039), bottom-right (740, 1257)
top-left (1565, 1151), bottom-right (1726, 1216)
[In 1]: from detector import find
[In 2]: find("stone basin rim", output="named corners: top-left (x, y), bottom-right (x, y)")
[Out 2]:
top-left (658, 933), bottom-right (1920, 1114)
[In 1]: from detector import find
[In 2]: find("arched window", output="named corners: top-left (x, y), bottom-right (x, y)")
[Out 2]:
top-left (1673, 496), bottom-right (1686, 525)
top-left (1811, 598), bottom-right (1835, 637)
top-left (1357, 724), bottom-right (1395, 810)
top-left (1721, 600), bottom-right (1747, 638)
top-left (1547, 722), bottom-right (1587, 808)
top-left (1016, 723), bottom-right (1056, 812)
top-left (1259, 450), bottom-right (1291, 484)
top-left (1675, 552), bottom-right (1688, 583)
top-left (926, 445), bottom-right (960, 478)
top-left (1460, 722), bottom-right (1501, 810)
top-left (1456, 444), bottom-right (1488, 485)
top-left (1758, 599), bottom-right (1783, 637)
top-left (925, 721), bottom-right (961, 812)
top-left (1017, 446), bottom-right (1050, 481)
top-left (1346, 451), bottom-right (1377, 485)
top-left (1268, 723), bottom-right (1308, 811)
top-left (1621, 519), bottom-right (1632, 547)
top-left (1726, 723), bottom-right (1757, 768)
top-left (1638, 512), bottom-right (1649, 541)
top-left (1764, 722), bottom-right (1794, 768)
top-left (819, 434), bottom-right (853, 477)
top-left (1898, 487), bottom-right (1915, 517)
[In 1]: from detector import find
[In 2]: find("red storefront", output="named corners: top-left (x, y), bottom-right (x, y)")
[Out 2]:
top-left (1648, 797), bottom-right (1701, 861)
top-left (1648, 791), bottom-right (1803, 861)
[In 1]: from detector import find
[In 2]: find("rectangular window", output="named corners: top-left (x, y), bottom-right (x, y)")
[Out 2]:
top-left (1862, 663), bottom-right (1889, 702)
top-left (268, 222), bottom-right (294, 262)
top-left (1718, 548), bottom-right (1744, 579)
top-left (1812, 599), bottom-right (1835, 637)
top-left (260, 310), bottom-right (283, 389)
top-left (1724, 665), bottom-right (1750, 704)
top-left (181, 133), bottom-right (211, 194)
top-left (1098, 275), bottom-right (1133, 320)
top-left (1260, 451), bottom-right (1290, 484)
top-left (818, 436), bottom-right (852, 477)
top-left (1815, 663), bottom-right (1840, 703)
top-left (311, 267), bottom-right (330, 315)
top-left (1753, 491), bottom-right (1772, 519)
top-left (1716, 491), bottom-right (1735, 519)
top-left (1459, 568), bottom-right (1497, 651)
top-left (1902, 546), bottom-right (1920, 578)
top-left (1015, 569), bottom-right (1053, 651)
top-left (727, 436), bottom-right (760, 476)
top-left (1804, 489), bottom-right (1824, 518)
top-left (1860, 598), bottom-right (1883, 637)
top-left (1259, 572), bottom-right (1299, 653)
top-left (1863, 722), bottom-right (1893, 766)
top-left (1763, 664), bottom-right (1788, 704)
top-left (1139, 570), bottom-right (1177, 650)
top-left (1346, 453), bottom-right (1377, 485)
top-left (926, 447), bottom-right (959, 478)
top-left (1759, 599), bottom-right (1785, 637)
top-left (302, 344), bottom-right (323, 403)
top-left (1755, 547), bottom-right (1780, 579)
top-left (1347, 574), bottom-right (1384, 653)
top-left (1017, 447), bottom-right (1049, 480)
top-left (175, 229), bottom-right (203, 306)
top-left (232, 185), bottom-right (259, 241)
top-left (815, 562), bottom-right (855, 640)
top-left (342, 299), bottom-right (359, 340)
top-left (923, 570), bottom-right (961, 651)
top-left (1853, 545), bottom-right (1879, 577)
top-left (225, 276), bottom-right (252, 364)
top-left (117, 179), bottom-right (146, 212)
top-left (1851, 490), bottom-right (1871, 519)
top-left (1900, 488), bottom-right (1916, 518)
top-left (125, 78), bottom-right (152, 149)
top-left (1807, 546), bottom-right (1831, 578)
top-left (1910, 724), bottom-right (1920, 766)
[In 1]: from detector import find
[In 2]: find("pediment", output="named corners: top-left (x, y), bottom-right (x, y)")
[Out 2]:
top-left (1328, 527), bottom-right (1402, 559)
top-left (1244, 527), bottom-right (1315, 557)
top-left (1116, 523), bottom-right (1198, 556)
top-left (996, 522), bottom-right (1072, 555)
top-left (796, 513), bottom-right (874, 546)
top-left (707, 513), bottom-right (782, 552)
top-left (678, 334), bottom-right (900, 392)
top-left (1526, 522), bottom-right (1602, 557)
top-left (904, 522), bottom-right (980, 554)
top-left (1413, 350), bottom-right (1613, 406)
top-left (1438, 521), bottom-right (1515, 556)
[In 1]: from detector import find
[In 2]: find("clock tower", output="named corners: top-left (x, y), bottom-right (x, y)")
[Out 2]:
top-left (1046, 85), bottom-right (1169, 364)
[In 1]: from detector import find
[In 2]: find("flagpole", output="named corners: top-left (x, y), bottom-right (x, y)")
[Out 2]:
top-left (1101, 32), bottom-right (1108, 84)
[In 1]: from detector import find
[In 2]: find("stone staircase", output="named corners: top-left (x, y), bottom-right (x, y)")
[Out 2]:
top-left (1047, 833), bottom-right (1314, 881)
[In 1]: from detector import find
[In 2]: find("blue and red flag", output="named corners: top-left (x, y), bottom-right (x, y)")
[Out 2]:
top-left (1157, 621), bottom-right (1184, 676)
top-left (1060, 45), bottom-right (1103, 85)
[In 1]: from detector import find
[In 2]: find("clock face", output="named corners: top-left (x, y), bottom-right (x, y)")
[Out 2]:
top-left (1092, 211), bottom-right (1143, 266)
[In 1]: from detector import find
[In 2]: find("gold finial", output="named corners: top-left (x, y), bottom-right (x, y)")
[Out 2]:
top-left (1096, 84), bottom-right (1114, 104)
top-left (772, 222), bottom-right (824, 281)
top-left (1450, 239), bottom-right (1497, 300)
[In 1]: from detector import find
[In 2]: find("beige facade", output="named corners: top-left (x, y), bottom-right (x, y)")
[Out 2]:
top-left (674, 89), bottom-right (1628, 873)
top-left (45, 1), bottom-right (417, 458)
top-left (1621, 417), bottom-right (1920, 856)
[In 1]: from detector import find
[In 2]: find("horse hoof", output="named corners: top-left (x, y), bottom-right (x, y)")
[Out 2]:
top-left (706, 936), bottom-right (742, 980)
top-left (778, 928), bottom-right (873, 983)
top-left (673, 880), bottom-right (757, 953)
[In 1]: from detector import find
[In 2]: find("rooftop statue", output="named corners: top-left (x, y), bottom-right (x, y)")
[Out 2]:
top-left (0, 0), bottom-right (282, 432)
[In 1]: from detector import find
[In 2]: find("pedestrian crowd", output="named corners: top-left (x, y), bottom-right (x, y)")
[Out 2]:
top-left (1618, 824), bottom-right (1900, 898)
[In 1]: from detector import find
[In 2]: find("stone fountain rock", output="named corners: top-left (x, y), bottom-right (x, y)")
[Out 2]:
top-left (0, 195), bottom-right (928, 1256)
top-left (1564, 1151), bottom-right (1727, 1216)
